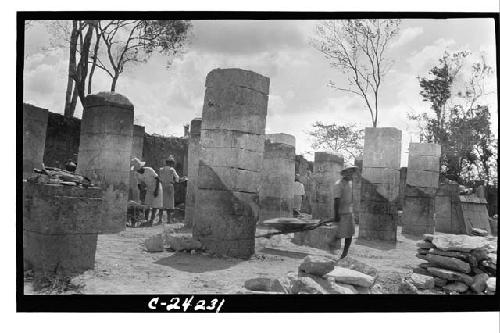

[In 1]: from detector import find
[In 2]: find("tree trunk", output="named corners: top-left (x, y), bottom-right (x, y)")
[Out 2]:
top-left (69, 84), bottom-right (78, 114)
top-left (64, 21), bottom-right (79, 117)
top-left (111, 74), bottom-right (118, 92)
top-left (88, 27), bottom-right (101, 95)
top-left (74, 22), bottom-right (95, 107)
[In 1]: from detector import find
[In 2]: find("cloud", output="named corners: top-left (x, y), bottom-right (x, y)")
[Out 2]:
top-left (392, 26), bottom-right (424, 48)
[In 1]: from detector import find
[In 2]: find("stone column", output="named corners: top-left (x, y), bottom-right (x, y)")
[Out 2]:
top-left (23, 103), bottom-right (48, 179)
top-left (353, 156), bottom-right (363, 224)
top-left (359, 127), bottom-right (402, 241)
top-left (77, 92), bottom-right (134, 234)
top-left (259, 133), bottom-right (295, 222)
top-left (402, 143), bottom-right (441, 236)
top-left (129, 125), bottom-right (145, 202)
top-left (312, 152), bottom-right (344, 219)
top-left (184, 117), bottom-right (202, 227)
top-left (193, 68), bottom-right (269, 258)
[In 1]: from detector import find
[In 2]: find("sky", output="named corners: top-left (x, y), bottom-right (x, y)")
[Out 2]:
top-left (23, 18), bottom-right (498, 165)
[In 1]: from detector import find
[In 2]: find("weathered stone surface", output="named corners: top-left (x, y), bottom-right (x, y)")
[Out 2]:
top-left (23, 103), bottom-right (48, 179)
top-left (336, 257), bottom-right (378, 278)
top-left (270, 274), bottom-right (294, 294)
top-left (198, 165), bottom-right (261, 192)
top-left (410, 273), bottom-right (435, 289)
top-left (431, 234), bottom-right (489, 252)
top-left (145, 234), bottom-right (164, 252)
top-left (428, 248), bottom-right (469, 261)
top-left (298, 255), bottom-right (336, 277)
top-left (325, 267), bottom-right (374, 288)
top-left (413, 267), bottom-right (433, 277)
top-left (425, 254), bottom-right (471, 273)
top-left (244, 277), bottom-right (273, 291)
top-left (417, 248), bottom-right (430, 255)
top-left (291, 276), bottom-right (327, 294)
top-left (443, 282), bottom-right (469, 293)
top-left (184, 118), bottom-right (202, 227)
top-left (363, 127), bottom-right (402, 169)
top-left (398, 279), bottom-right (419, 294)
top-left (426, 267), bottom-right (474, 285)
top-left (259, 134), bottom-right (295, 222)
top-left (402, 195), bottom-right (436, 236)
top-left (78, 92), bottom-right (134, 234)
top-left (165, 233), bottom-right (202, 251)
top-left (470, 273), bottom-right (489, 293)
top-left (416, 240), bottom-right (434, 249)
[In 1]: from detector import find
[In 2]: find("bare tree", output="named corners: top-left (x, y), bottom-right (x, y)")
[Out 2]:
top-left (96, 20), bottom-right (192, 92)
top-left (311, 20), bottom-right (401, 127)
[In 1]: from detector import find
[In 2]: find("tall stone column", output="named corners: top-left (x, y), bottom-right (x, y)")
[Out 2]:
top-left (402, 143), bottom-right (441, 236)
top-left (312, 152), bottom-right (344, 220)
top-left (353, 156), bottom-right (363, 224)
top-left (23, 103), bottom-right (48, 179)
top-left (129, 125), bottom-right (145, 202)
top-left (359, 127), bottom-right (402, 241)
top-left (193, 68), bottom-right (269, 258)
top-left (184, 117), bottom-right (202, 227)
top-left (259, 133), bottom-right (295, 222)
top-left (77, 92), bottom-right (134, 234)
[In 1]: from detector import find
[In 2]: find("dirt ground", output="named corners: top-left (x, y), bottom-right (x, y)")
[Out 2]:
top-left (24, 222), bottom-right (423, 295)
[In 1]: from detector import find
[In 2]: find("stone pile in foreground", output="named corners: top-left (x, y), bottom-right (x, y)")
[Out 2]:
top-left (243, 255), bottom-right (382, 294)
top-left (404, 233), bottom-right (497, 295)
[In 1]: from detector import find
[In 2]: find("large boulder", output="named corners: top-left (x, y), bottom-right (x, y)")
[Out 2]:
top-left (426, 267), bottom-right (474, 285)
top-left (425, 254), bottom-right (471, 273)
top-left (144, 234), bottom-right (164, 252)
top-left (291, 276), bottom-right (327, 294)
top-left (244, 277), bottom-right (273, 291)
top-left (298, 255), bottom-right (336, 277)
top-left (325, 279), bottom-right (358, 294)
top-left (431, 234), bottom-right (489, 252)
top-left (398, 279), bottom-right (419, 294)
top-left (409, 273), bottom-right (434, 289)
top-left (416, 240), bottom-right (434, 249)
top-left (485, 277), bottom-right (496, 295)
top-left (336, 257), bottom-right (378, 278)
top-left (324, 267), bottom-right (374, 288)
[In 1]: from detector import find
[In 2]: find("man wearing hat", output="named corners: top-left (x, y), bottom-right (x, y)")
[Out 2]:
top-left (333, 165), bottom-right (358, 259)
top-left (131, 158), bottom-right (163, 227)
top-left (158, 155), bottom-right (180, 224)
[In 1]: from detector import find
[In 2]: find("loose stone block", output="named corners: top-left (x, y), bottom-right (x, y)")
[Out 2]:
top-left (185, 118), bottom-right (202, 227)
top-left (193, 68), bottom-right (269, 258)
top-left (23, 182), bottom-right (102, 275)
top-left (259, 134), bottom-right (295, 222)
top-left (312, 152), bottom-right (343, 219)
top-left (23, 103), bottom-right (48, 179)
top-left (77, 92), bottom-right (134, 233)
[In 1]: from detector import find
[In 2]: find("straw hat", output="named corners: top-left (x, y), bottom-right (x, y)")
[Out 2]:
top-left (130, 157), bottom-right (145, 171)
top-left (340, 164), bottom-right (359, 174)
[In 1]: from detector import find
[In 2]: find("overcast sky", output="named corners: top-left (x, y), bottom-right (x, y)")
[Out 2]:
top-left (23, 18), bottom-right (497, 164)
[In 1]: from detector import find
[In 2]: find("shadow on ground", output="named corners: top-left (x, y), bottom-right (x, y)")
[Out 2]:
top-left (354, 238), bottom-right (398, 251)
top-left (259, 247), bottom-right (310, 259)
top-left (153, 252), bottom-right (241, 273)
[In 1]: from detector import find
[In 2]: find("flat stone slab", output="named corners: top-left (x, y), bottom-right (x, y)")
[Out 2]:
top-left (416, 240), bottom-right (435, 249)
top-left (443, 282), bottom-right (469, 293)
top-left (325, 267), bottom-right (375, 288)
top-left (430, 234), bottom-right (489, 252)
top-left (244, 277), bottom-right (273, 291)
top-left (298, 255), bottom-right (336, 277)
top-left (325, 280), bottom-right (358, 294)
top-left (425, 254), bottom-right (471, 273)
top-left (336, 257), bottom-right (378, 278)
top-left (165, 233), bottom-right (202, 252)
top-left (426, 267), bottom-right (474, 286)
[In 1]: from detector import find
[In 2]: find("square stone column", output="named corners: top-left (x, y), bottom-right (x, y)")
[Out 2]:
top-left (184, 117), bottom-right (202, 227)
top-left (312, 152), bottom-right (344, 219)
top-left (359, 127), bottom-right (402, 241)
top-left (259, 133), bottom-right (295, 222)
top-left (402, 143), bottom-right (441, 236)
top-left (77, 92), bottom-right (134, 233)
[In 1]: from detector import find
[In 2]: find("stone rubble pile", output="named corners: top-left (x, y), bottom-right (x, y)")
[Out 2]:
top-left (243, 255), bottom-right (383, 294)
top-left (144, 232), bottom-right (203, 253)
top-left (407, 233), bottom-right (497, 295)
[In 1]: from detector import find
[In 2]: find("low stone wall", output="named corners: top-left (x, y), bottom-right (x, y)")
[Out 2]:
top-left (23, 182), bottom-right (103, 275)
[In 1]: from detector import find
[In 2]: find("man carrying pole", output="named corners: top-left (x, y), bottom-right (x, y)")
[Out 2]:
top-left (333, 165), bottom-right (358, 259)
